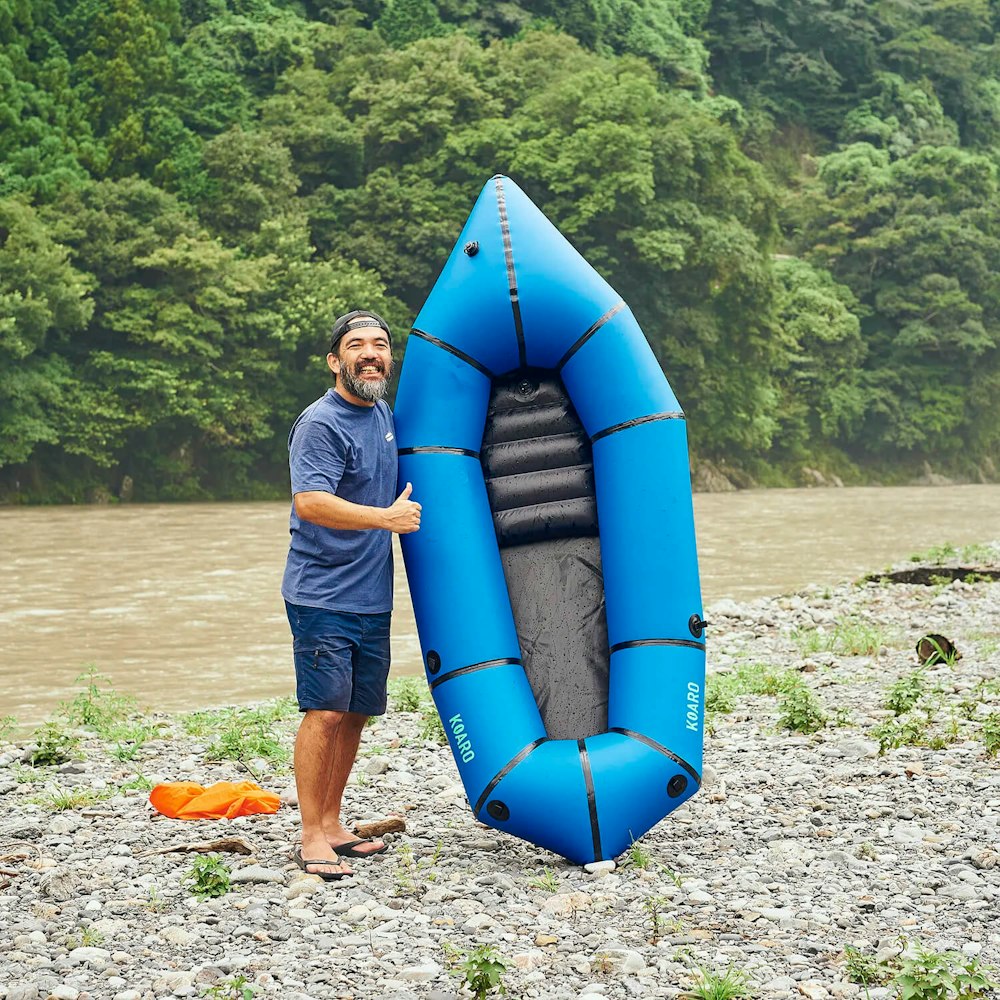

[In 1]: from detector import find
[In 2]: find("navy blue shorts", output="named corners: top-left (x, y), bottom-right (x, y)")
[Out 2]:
top-left (285, 601), bottom-right (391, 715)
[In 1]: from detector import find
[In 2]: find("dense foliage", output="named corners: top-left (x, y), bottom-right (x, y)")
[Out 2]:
top-left (2, 0), bottom-right (998, 500)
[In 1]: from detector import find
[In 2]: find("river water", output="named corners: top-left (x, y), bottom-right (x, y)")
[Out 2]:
top-left (1, 485), bottom-right (998, 727)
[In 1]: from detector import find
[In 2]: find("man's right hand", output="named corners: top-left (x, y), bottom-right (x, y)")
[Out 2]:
top-left (383, 482), bottom-right (421, 533)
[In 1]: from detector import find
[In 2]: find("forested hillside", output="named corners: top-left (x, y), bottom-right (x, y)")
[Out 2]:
top-left (2, 0), bottom-right (998, 501)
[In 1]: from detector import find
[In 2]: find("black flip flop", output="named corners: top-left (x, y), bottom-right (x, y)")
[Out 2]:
top-left (333, 838), bottom-right (388, 859)
top-left (293, 846), bottom-right (351, 881)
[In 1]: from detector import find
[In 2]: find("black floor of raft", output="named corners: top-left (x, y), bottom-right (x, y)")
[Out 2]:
top-left (483, 371), bottom-right (610, 741)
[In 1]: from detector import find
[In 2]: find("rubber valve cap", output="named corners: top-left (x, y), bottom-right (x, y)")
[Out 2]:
top-left (667, 775), bottom-right (688, 798)
top-left (486, 800), bottom-right (510, 821)
top-left (688, 614), bottom-right (709, 639)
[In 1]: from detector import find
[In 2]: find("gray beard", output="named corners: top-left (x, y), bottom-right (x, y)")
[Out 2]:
top-left (339, 361), bottom-right (392, 403)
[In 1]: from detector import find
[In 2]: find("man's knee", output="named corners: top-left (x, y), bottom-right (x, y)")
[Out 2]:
top-left (342, 711), bottom-right (369, 733)
top-left (301, 708), bottom-right (345, 734)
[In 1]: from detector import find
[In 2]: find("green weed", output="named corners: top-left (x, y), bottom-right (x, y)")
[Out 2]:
top-left (974, 636), bottom-right (1000, 657)
top-left (894, 946), bottom-right (996, 1000)
top-left (959, 543), bottom-right (999, 562)
top-left (205, 723), bottom-right (288, 777)
top-left (706, 663), bottom-right (797, 716)
top-left (776, 682), bottom-right (827, 733)
top-left (185, 855), bottom-right (232, 899)
top-left (201, 974), bottom-right (255, 999)
top-left (11, 763), bottom-right (46, 785)
top-left (738, 663), bottom-right (795, 696)
top-left (451, 944), bottom-right (507, 999)
top-left (844, 945), bottom-right (891, 986)
top-left (833, 706), bottom-right (855, 728)
top-left (793, 620), bottom-right (888, 657)
top-left (393, 842), bottom-right (419, 895)
top-left (0, 715), bottom-right (16, 742)
top-left (182, 698), bottom-right (295, 737)
top-left (683, 965), bottom-right (752, 1000)
top-left (661, 865), bottom-right (684, 888)
top-left (835, 620), bottom-right (887, 656)
top-left (871, 707), bottom-right (960, 752)
top-left (527, 867), bottom-right (560, 891)
top-left (909, 543), bottom-right (958, 564)
top-left (872, 716), bottom-right (930, 753)
top-left (188, 703), bottom-right (292, 778)
top-left (118, 774), bottom-right (154, 793)
top-left (108, 720), bottom-right (160, 761)
top-left (958, 692), bottom-right (981, 720)
top-left (627, 840), bottom-right (652, 869)
top-left (145, 885), bottom-right (168, 912)
top-left (705, 679), bottom-right (737, 715)
top-left (64, 926), bottom-right (105, 950)
top-left (643, 895), bottom-right (670, 944)
top-left (419, 711), bottom-right (446, 745)
top-left (33, 786), bottom-right (110, 811)
top-left (390, 677), bottom-right (427, 712)
top-left (61, 667), bottom-right (137, 735)
top-left (981, 714), bottom-right (1000, 756)
top-left (885, 671), bottom-right (926, 716)
top-left (26, 723), bottom-right (80, 766)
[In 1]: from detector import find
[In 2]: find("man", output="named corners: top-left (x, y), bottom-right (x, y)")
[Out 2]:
top-left (282, 309), bottom-right (421, 881)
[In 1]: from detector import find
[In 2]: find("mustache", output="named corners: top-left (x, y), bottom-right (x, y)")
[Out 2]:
top-left (352, 358), bottom-right (387, 375)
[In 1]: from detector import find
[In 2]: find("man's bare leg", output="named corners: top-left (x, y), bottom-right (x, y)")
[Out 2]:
top-left (322, 711), bottom-right (386, 856)
top-left (294, 709), bottom-right (351, 877)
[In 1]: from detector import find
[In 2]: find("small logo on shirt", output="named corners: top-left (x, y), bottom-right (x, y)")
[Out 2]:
top-left (385, 432), bottom-right (394, 442)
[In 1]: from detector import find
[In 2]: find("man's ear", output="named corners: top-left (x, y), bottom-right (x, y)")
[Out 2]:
top-left (326, 352), bottom-right (340, 376)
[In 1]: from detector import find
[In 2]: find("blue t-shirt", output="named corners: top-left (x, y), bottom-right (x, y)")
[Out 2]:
top-left (281, 389), bottom-right (397, 614)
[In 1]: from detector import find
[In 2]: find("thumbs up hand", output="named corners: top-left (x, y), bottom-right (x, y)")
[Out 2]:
top-left (383, 482), bottom-right (421, 533)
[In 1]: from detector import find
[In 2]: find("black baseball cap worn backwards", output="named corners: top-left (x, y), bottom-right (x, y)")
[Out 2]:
top-left (330, 310), bottom-right (392, 353)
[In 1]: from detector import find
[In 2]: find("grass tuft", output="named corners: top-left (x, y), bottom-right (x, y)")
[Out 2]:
top-left (683, 965), bottom-right (752, 1000)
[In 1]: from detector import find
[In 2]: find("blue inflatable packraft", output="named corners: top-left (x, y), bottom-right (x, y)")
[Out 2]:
top-left (394, 175), bottom-right (705, 865)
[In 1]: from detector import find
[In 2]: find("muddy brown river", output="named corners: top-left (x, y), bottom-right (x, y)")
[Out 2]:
top-left (2, 485), bottom-right (998, 726)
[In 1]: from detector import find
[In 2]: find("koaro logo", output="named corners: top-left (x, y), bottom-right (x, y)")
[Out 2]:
top-left (686, 682), bottom-right (701, 732)
top-left (448, 714), bottom-right (476, 762)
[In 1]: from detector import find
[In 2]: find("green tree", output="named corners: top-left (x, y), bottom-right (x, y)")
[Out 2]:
top-left (0, 3), bottom-right (96, 200)
top-left (376, 0), bottom-right (449, 47)
top-left (260, 63), bottom-right (366, 195)
top-left (0, 198), bottom-right (94, 466)
top-left (61, 0), bottom-right (182, 175)
top-left (838, 73), bottom-right (959, 157)
top-left (770, 257), bottom-right (865, 458)
top-left (312, 29), bottom-right (782, 459)
top-left (705, 0), bottom-right (882, 133)
top-left (196, 127), bottom-right (301, 246)
top-left (795, 142), bottom-right (1000, 465)
top-left (26, 176), bottom-right (395, 497)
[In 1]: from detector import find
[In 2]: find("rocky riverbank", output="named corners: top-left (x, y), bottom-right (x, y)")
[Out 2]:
top-left (2, 543), bottom-right (1000, 1000)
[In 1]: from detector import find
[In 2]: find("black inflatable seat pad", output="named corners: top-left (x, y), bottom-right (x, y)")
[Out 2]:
top-left (482, 370), bottom-right (609, 740)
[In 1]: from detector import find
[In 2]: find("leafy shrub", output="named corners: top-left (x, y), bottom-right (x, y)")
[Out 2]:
top-left (777, 682), bottom-right (827, 733)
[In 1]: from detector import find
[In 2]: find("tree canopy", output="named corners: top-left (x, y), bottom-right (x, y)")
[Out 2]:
top-left (1, 0), bottom-right (998, 500)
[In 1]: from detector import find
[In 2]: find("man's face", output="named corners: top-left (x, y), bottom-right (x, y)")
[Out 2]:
top-left (328, 326), bottom-right (393, 404)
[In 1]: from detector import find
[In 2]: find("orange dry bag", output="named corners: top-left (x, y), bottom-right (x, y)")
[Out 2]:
top-left (149, 780), bottom-right (280, 820)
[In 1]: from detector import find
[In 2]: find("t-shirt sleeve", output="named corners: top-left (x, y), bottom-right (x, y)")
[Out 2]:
top-left (289, 414), bottom-right (348, 496)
